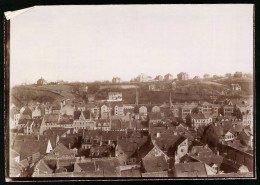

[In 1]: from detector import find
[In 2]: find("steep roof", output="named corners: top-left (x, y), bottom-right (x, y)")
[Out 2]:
top-left (12, 139), bottom-right (50, 160)
top-left (74, 110), bottom-right (90, 120)
top-left (174, 162), bottom-right (207, 177)
top-left (142, 156), bottom-right (168, 172)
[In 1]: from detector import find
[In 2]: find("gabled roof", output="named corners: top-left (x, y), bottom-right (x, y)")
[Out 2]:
top-left (12, 139), bottom-right (50, 160)
top-left (74, 110), bottom-right (90, 120)
top-left (142, 156), bottom-right (168, 172)
top-left (49, 143), bottom-right (75, 156)
top-left (153, 134), bottom-right (186, 156)
top-left (36, 159), bottom-right (53, 174)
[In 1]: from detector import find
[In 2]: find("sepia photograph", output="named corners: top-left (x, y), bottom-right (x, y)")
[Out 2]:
top-left (5, 4), bottom-right (254, 180)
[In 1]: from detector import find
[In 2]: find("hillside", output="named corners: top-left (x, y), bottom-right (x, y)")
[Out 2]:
top-left (10, 77), bottom-right (253, 107)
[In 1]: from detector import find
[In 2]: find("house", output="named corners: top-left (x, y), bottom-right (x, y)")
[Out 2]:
top-left (151, 105), bottom-right (160, 113)
top-left (60, 105), bottom-right (75, 117)
top-left (31, 106), bottom-right (43, 118)
top-left (190, 113), bottom-right (212, 129)
top-left (177, 72), bottom-right (189, 81)
top-left (203, 74), bottom-right (210, 79)
top-left (44, 143), bottom-right (75, 160)
top-left (149, 132), bottom-right (188, 165)
top-left (154, 75), bottom-right (163, 81)
top-left (141, 155), bottom-right (168, 174)
top-left (113, 103), bottom-right (124, 116)
top-left (178, 104), bottom-right (198, 120)
top-left (164, 73), bottom-right (173, 81)
top-left (139, 106), bottom-right (148, 119)
top-left (115, 134), bottom-right (149, 165)
top-left (40, 114), bottom-right (60, 134)
top-left (73, 110), bottom-right (95, 130)
top-left (198, 102), bottom-right (219, 116)
top-left (225, 73), bottom-right (232, 78)
top-left (87, 94), bottom-right (95, 103)
top-left (12, 138), bottom-right (53, 169)
top-left (74, 158), bottom-right (120, 177)
top-left (149, 112), bottom-right (163, 123)
top-left (237, 129), bottom-right (253, 147)
top-left (95, 119), bottom-right (111, 131)
top-left (100, 104), bottom-right (112, 119)
top-left (112, 77), bottom-right (121, 83)
top-left (173, 162), bottom-right (207, 177)
top-left (242, 112), bottom-right (253, 129)
top-left (10, 107), bottom-right (21, 129)
top-left (108, 92), bottom-right (122, 101)
top-left (231, 84), bottom-right (241, 91)
top-left (203, 123), bottom-right (238, 146)
top-left (193, 76), bottom-right (200, 80)
top-left (223, 105), bottom-right (234, 116)
top-left (136, 73), bottom-right (149, 82)
top-left (37, 77), bottom-right (47, 85)
top-left (234, 72), bottom-right (243, 78)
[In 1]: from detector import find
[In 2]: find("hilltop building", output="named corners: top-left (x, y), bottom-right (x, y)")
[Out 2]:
top-left (112, 77), bottom-right (121, 83)
top-left (177, 72), bottom-right (189, 81)
top-left (37, 77), bottom-right (47, 85)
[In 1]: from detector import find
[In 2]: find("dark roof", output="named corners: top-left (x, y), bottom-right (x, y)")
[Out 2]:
top-left (12, 139), bottom-right (49, 160)
top-left (190, 113), bottom-right (206, 119)
top-left (174, 162), bottom-right (207, 177)
top-left (142, 156), bottom-right (168, 172)
top-left (120, 169), bottom-right (141, 177)
top-left (74, 110), bottom-right (90, 120)
top-left (44, 114), bottom-right (59, 123)
top-left (149, 112), bottom-right (163, 120)
top-left (154, 134), bottom-right (186, 156)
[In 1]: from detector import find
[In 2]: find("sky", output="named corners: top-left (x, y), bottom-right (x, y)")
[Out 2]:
top-left (10, 4), bottom-right (253, 86)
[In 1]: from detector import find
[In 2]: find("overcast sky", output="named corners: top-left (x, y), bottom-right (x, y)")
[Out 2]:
top-left (10, 4), bottom-right (253, 86)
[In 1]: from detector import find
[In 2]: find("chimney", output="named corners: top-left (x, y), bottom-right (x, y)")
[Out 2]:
top-left (156, 132), bottom-right (160, 138)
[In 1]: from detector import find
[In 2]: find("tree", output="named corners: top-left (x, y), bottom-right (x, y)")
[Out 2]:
top-left (236, 108), bottom-right (243, 120)
top-left (218, 107), bottom-right (224, 116)
top-left (185, 114), bottom-right (192, 127)
top-left (192, 107), bottom-right (199, 114)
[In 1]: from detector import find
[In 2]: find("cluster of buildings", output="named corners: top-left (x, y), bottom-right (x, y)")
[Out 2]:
top-left (9, 87), bottom-right (254, 178)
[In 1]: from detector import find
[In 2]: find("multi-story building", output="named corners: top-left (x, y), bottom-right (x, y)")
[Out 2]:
top-left (223, 105), bottom-right (234, 116)
top-left (108, 92), bottom-right (122, 101)
top-left (234, 72), bottom-right (243, 78)
top-left (114, 104), bottom-right (124, 117)
top-left (242, 112), bottom-right (253, 129)
top-left (190, 113), bottom-right (212, 129)
top-left (112, 77), bottom-right (121, 83)
top-left (198, 102), bottom-right (219, 116)
top-left (154, 75), bottom-right (163, 81)
top-left (100, 104), bottom-right (112, 119)
top-left (177, 72), bottom-right (189, 81)
top-left (231, 84), bottom-right (241, 91)
top-left (164, 73), bottom-right (173, 81)
top-left (203, 74), bottom-right (210, 79)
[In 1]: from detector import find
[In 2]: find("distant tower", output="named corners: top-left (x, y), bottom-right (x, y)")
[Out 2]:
top-left (135, 88), bottom-right (139, 106)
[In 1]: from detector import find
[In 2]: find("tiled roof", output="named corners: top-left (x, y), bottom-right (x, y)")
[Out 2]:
top-left (74, 110), bottom-right (90, 120)
top-left (149, 112), bottom-right (162, 120)
top-left (120, 169), bottom-right (141, 177)
top-left (12, 139), bottom-right (49, 160)
top-left (190, 113), bottom-right (206, 119)
top-left (36, 159), bottom-right (53, 174)
top-left (142, 156), bottom-right (168, 172)
top-left (174, 162), bottom-right (207, 177)
top-left (44, 114), bottom-right (59, 123)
